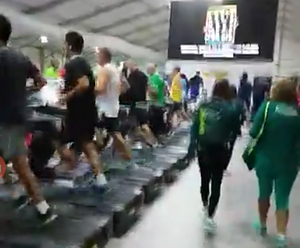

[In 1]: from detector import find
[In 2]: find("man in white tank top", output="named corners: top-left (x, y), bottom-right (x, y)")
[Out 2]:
top-left (95, 48), bottom-right (131, 160)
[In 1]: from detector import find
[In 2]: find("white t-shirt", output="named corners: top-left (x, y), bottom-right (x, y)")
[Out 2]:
top-left (96, 64), bottom-right (120, 118)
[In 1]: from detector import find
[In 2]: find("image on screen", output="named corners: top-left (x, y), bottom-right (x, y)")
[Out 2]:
top-left (202, 5), bottom-right (238, 58)
top-left (168, 0), bottom-right (279, 60)
top-left (204, 5), bottom-right (237, 46)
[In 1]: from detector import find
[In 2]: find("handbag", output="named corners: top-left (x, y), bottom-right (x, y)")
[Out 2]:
top-left (242, 101), bottom-right (270, 170)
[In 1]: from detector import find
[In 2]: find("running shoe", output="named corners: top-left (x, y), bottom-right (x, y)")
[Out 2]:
top-left (36, 207), bottom-right (58, 225)
top-left (13, 195), bottom-right (31, 210)
top-left (73, 170), bottom-right (94, 186)
top-left (92, 183), bottom-right (109, 194)
top-left (252, 221), bottom-right (268, 236)
top-left (204, 216), bottom-right (217, 234)
top-left (276, 235), bottom-right (288, 248)
top-left (167, 130), bottom-right (175, 137)
top-left (224, 170), bottom-right (231, 177)
top-left (105, 136), bottom-right (113, 149)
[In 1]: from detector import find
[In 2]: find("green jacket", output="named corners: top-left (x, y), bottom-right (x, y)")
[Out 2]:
top-left (251, 100), bottom-right (300, 173)
top-left (187, 97), bottom-right (238, 155)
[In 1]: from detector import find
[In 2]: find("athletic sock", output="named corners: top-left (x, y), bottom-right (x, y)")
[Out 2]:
top-left (36, 201), bottom-right (50, 215)
top-left (95, 173), bottom-right (107, 186)
top-left (277, 234), bottom-right (286, 239)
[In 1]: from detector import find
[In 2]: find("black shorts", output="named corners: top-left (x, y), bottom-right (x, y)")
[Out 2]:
top-left (172, 102), bottom-right (182, 113)
top-left (149, 106), bottom-right (165, 135)
top-left (183, 100), bottom-right (188, 112)
top-left (98, 114), bottom-right (119, 133)
top-left (130, 104), bottom-right (148, 126)
top-left (63, 118), bottom-right (95, 145)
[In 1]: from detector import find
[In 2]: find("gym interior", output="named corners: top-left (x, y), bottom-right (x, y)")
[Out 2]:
top-left (0, 0), bottom-right (299, 247)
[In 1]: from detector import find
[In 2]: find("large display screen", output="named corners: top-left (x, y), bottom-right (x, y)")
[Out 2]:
top-left (168, 0), bottom-right (279, 60)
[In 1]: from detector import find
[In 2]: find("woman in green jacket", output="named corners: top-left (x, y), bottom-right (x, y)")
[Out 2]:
top-left (250, 79), bottom-right (300, 247)
top-left (184, 79), bottom-right (238, 233)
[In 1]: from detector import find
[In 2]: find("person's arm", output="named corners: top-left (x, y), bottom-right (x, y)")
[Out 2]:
top-left (186, 109), bottom-right (200, 158)
top-left (141, 72), bottom-right (151, 97)
top-left (120, 74), bottom-right (130, 93)
top-left (231, 102), bottom-right (243, 138)
top-left (199, 77), bottom-right (204, 87)
top-left (249, 100), bottom-right (267, 138)
top-left (95, 67), bottom-right (109, 95)
top-left (158, 76), bottom-right (167, 96)
top-left (176, 76), bottom-right (182, 90)
top-left (26, 56), bottom-right (47, 90)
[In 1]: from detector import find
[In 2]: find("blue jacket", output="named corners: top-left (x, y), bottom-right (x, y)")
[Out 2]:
top-left (189, 75), bottom-right (203, 97)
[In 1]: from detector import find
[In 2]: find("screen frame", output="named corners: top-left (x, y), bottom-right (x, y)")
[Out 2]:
top-left (168, 0), bottom-right (279, 61)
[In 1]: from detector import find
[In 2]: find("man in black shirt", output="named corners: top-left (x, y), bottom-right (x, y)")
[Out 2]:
top-left (61, 31), bottom-right (107, 189)
top-left (0, 14), bottom-right (56, 223)
top-left (124, 60), bottom-right (156, 145)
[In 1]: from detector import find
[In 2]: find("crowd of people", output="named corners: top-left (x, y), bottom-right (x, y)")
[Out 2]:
top-left (183, 74), bottom-right (299, 247)
top-left (0, 12), bottom-right (298, 248)
top-left (0, 14), bottom-right (201, 225)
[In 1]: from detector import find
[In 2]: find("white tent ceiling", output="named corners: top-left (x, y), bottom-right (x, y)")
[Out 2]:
top-left (0, 0), bottom-right (170, 61)
top-left (1, 0), bottom-right (300, 74)
top-left (274, 0), bottom-right (300, 75)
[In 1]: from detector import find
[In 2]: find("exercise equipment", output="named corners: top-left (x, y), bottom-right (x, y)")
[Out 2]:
top-left (0, 80), bottom-right (194, 247)
top-left (0, 196), bottom-right (113, 248)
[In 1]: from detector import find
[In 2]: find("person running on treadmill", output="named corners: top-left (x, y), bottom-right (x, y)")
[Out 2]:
top-left (44, 58), bottom-right (59, 79)
top-left (124, 60), bottom-right (157, 145)
top-left (147, 63), bottom-right (166, 137)
top-left (95, 48), bottom-right (131, 160)
top-left (60, 31), bottom-right (107, 189)
top-left (0, 14), bottom-right (56, 223)
top-left (170, 66), bottom-right (183, 125)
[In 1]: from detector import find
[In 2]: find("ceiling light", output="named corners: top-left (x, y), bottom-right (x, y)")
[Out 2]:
top-left (40, 36), bottom-right (48, 43)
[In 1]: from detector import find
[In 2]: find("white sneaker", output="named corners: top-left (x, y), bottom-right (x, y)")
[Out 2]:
top-left (224, 170), bottom-right (231, 176)
top-left (105, 136), bottom-right (113, 149)
top-left (276, 234), bottom-right (288, 247)
top-left (204, 217), bottom-right (217, 234)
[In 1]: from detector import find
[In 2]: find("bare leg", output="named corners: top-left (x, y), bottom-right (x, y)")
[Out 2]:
top-left (276, 209), bottom-right (289, 235)
top-left (172, 112), bottom-right (180, 127)
top-left (140, 124), bottom-right (157, 145)
top-left (258, 199), bottom-right (270, 227)
top-left (12, 155), bottom-right (44, 204)
top-left (112, 132), bottom-right (131, 160)
top-left (81, 141), bottom-right (101, 176)
top-left (82, 141), bottom-right (107, 187)
top-left (55, 143), bottom-right (77, 171)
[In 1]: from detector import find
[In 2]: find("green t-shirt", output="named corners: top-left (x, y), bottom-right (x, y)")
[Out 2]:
top-left (44, 66), bottom-right (58, 78)
top-left (148, 73), bottom-right (165, 105)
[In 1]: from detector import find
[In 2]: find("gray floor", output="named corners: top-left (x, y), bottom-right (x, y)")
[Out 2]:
top-left (107, 136), bottom-right (300, 248)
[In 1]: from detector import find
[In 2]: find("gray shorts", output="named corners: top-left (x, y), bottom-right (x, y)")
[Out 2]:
top-left (0, 126), bottom-right (27, 160)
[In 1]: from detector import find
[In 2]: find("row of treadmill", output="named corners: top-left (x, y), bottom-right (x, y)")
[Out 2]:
top-left (0, 79), bottom-right (195, 248)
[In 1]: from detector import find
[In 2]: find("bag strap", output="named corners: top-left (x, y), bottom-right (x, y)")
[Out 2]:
top-left (255, 101), bottom-right (270, 141)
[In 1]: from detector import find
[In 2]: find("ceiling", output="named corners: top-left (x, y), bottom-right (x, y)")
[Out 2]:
top-left (3, 0), bottom-right (300, 72)
top-left (0, 0), bottom-right (170, 59)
